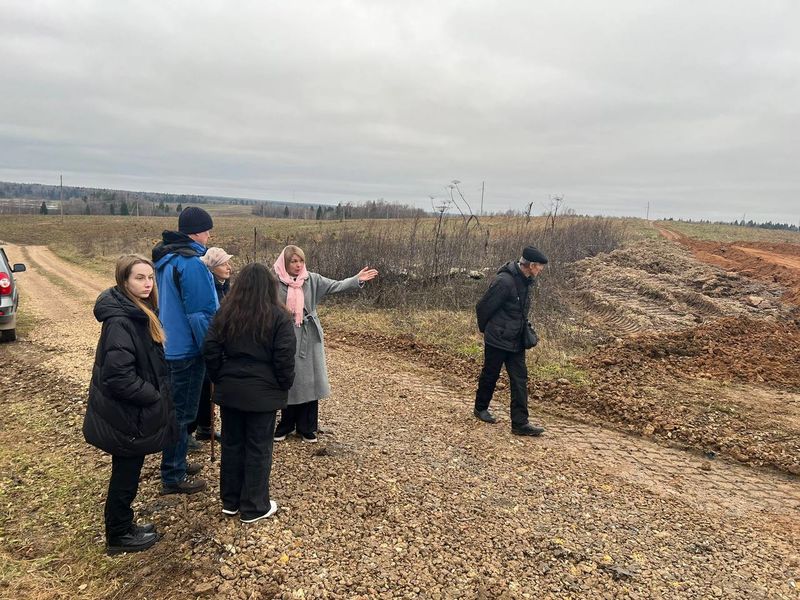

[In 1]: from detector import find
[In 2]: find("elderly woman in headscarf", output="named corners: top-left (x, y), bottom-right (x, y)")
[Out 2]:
top-left (272, 245), bottom-right (378, 442)
top-left (189, 247), bottom-right (234, 447)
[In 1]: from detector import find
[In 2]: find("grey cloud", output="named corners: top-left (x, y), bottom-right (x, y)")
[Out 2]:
top-left (0, 0), bottom-right (797, 223)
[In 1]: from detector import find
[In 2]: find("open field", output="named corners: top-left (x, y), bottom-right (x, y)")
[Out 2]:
top-left (1, 215), bottom-right (799, 598)
top-left (657, 220), bottom-right (800, 244)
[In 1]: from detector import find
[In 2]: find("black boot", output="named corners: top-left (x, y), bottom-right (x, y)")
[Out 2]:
top-left (106, 528), bottom-right (158, 556)
top-left (473, 408), bottom-right (498, 424)
top-left (195, 426), bottom-right (221, 442)
top-left (511, 423), bottom-right (545, 437)
top-left (133, 522), bottom-right (156, 535)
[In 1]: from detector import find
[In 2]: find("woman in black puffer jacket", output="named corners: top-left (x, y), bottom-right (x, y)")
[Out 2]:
top-left (203, 262), bottom-right (296, 524)
top-left (83, 254), bottom-right (176, 555)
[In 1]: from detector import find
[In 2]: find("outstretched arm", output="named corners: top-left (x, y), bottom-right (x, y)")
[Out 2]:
top-left (314, 267), bottom-right (379, 300)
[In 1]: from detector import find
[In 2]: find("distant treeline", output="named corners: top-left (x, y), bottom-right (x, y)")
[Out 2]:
top-left (0, 180), bottom-right (429, 219)
top-left (664, 217), bottom-right (799, 232)
top-left (252, 198), bottom-right (426, 220)
top-left (0, 180), bottom-right (268, 216)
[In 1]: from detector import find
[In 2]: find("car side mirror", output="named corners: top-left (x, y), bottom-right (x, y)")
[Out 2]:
top-left (11, 264), bottom-right (26, 273)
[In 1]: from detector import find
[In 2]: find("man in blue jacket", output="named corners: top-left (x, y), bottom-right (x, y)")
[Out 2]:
top-left (152, 207), bottom-right (219, 494)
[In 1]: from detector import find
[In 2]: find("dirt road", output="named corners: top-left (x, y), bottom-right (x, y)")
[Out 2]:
top-left (1, 244), bottom-right (798, 599)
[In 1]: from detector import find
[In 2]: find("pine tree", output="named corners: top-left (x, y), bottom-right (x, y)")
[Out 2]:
top-left (39, 201), bottom-right (48, 215)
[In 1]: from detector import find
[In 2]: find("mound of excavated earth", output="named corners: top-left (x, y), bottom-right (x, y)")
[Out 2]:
top-left (565, 238), bottom-right (794, 338)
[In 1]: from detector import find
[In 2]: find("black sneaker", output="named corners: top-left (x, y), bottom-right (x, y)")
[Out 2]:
top-left (300, 431), bottom-right (318, 443)
top-left (240, 500), bottom-right (278, 523)
top-left (221, 506), bottom-right (239, 516)
top-left (274, 423), bottom-right (294, 441)
top-left (186, 462), bottom-right (203, 476)
top-left (474, 408), bottom-right (498, 424)
top-left (160, 476), bottom-right (207, 495)
top-left (511, 423), bottom-right (545, 437)
top-left (106, 528), bottom-right (158, 556)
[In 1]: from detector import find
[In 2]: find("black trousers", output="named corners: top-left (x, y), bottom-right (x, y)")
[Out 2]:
top-left (276, 401), bottom-right (319, 436)
top-left (475, 344), bottom-right (530, 427)
top-left (189, 376), bottom-right (213, 434)
top-left (105, 454), bottom-right (145, 540)
top-left (220, 407), bottom-right (276, 518)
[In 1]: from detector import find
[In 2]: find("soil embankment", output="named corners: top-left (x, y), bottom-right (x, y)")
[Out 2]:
top-left (657, 226), bottom-right (800, 305)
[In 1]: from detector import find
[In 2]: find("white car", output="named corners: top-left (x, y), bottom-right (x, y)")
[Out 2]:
top-left (0, 247), bottom-right (26, 342)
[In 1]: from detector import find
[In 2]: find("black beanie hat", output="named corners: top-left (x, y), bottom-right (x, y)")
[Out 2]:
top-left (521, 245), bottom-right (548, 264)
top-left (178, 207), bottom-right (214, 234)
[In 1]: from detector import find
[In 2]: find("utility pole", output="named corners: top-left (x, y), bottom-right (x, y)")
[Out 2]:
top-left (480, 181), bottom-right (485, 216)
top-left (646, 201), bottom-right (650, 221)
top-left (60, 174), bottom-right (64, 223)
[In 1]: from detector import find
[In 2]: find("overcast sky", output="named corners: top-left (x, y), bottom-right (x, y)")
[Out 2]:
top-left (1, 1), bottom-right (798, 222)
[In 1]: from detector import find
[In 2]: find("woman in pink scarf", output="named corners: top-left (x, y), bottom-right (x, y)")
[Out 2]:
top-left (273, 245), bottom-right (378, 442)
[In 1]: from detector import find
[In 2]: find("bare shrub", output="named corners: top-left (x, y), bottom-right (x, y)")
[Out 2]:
top-left (241, 216), bottom-right (627, 333)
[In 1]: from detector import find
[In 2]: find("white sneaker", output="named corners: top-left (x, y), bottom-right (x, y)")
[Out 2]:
top-left (221, 507), bottom-right (239, 516)
top-left (274, 429), bottom-right (293, 441)
top-left (240, 500), bottom-right (278, 523)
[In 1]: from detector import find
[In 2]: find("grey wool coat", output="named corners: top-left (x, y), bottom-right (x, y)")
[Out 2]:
top-left (278, 272), bottom-right (362, 406)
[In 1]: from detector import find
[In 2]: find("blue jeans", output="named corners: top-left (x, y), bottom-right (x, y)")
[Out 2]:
top-left (161, 356), bottom-right (206, 485)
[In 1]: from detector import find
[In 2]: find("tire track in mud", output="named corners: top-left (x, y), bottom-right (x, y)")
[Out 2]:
top-left (567, 239), bottom-right (787, 339)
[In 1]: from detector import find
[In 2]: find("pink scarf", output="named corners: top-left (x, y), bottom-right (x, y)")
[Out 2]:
top-left (274, 248), bottom-right (309, 326)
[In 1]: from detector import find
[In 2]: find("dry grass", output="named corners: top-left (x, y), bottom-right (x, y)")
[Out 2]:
top-left (1, 212), bottom-right (625, 376)
top-left (319, 305), bottom-right (591, 384)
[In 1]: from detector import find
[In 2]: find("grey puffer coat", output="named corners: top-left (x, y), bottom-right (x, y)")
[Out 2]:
top-left (278, 272), bottom-right (362, 405)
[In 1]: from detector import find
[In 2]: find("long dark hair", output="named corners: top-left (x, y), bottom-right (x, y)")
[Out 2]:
top-left (215, 262), bottom-right (285, 344)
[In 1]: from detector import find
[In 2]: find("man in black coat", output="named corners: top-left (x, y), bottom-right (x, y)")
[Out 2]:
top-left (474, 245), bottom-right (548, 436)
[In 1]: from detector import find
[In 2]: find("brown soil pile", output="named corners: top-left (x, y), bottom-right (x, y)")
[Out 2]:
top-left (666, 232), bottom-right (800, 305)
top-left (590, 316), bottom-right (800, 389)
top-left (565, 238), bottom-right (792, 338)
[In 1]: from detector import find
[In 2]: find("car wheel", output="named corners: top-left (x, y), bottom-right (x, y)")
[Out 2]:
top-left (0, 329), bottom-right (15, 342)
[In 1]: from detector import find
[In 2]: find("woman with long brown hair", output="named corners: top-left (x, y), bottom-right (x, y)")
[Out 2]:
top-left (203, 262), bottom-right (296, 523)
top-left (83, 255), bottom-right (176, 555)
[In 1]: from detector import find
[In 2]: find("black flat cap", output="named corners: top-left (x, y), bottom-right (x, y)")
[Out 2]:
top-left (522, 246), bottom-right (548, 264)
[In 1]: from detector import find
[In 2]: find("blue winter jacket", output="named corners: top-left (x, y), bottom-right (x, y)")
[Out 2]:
top-left (152, 231), bottom-right (219, 360)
